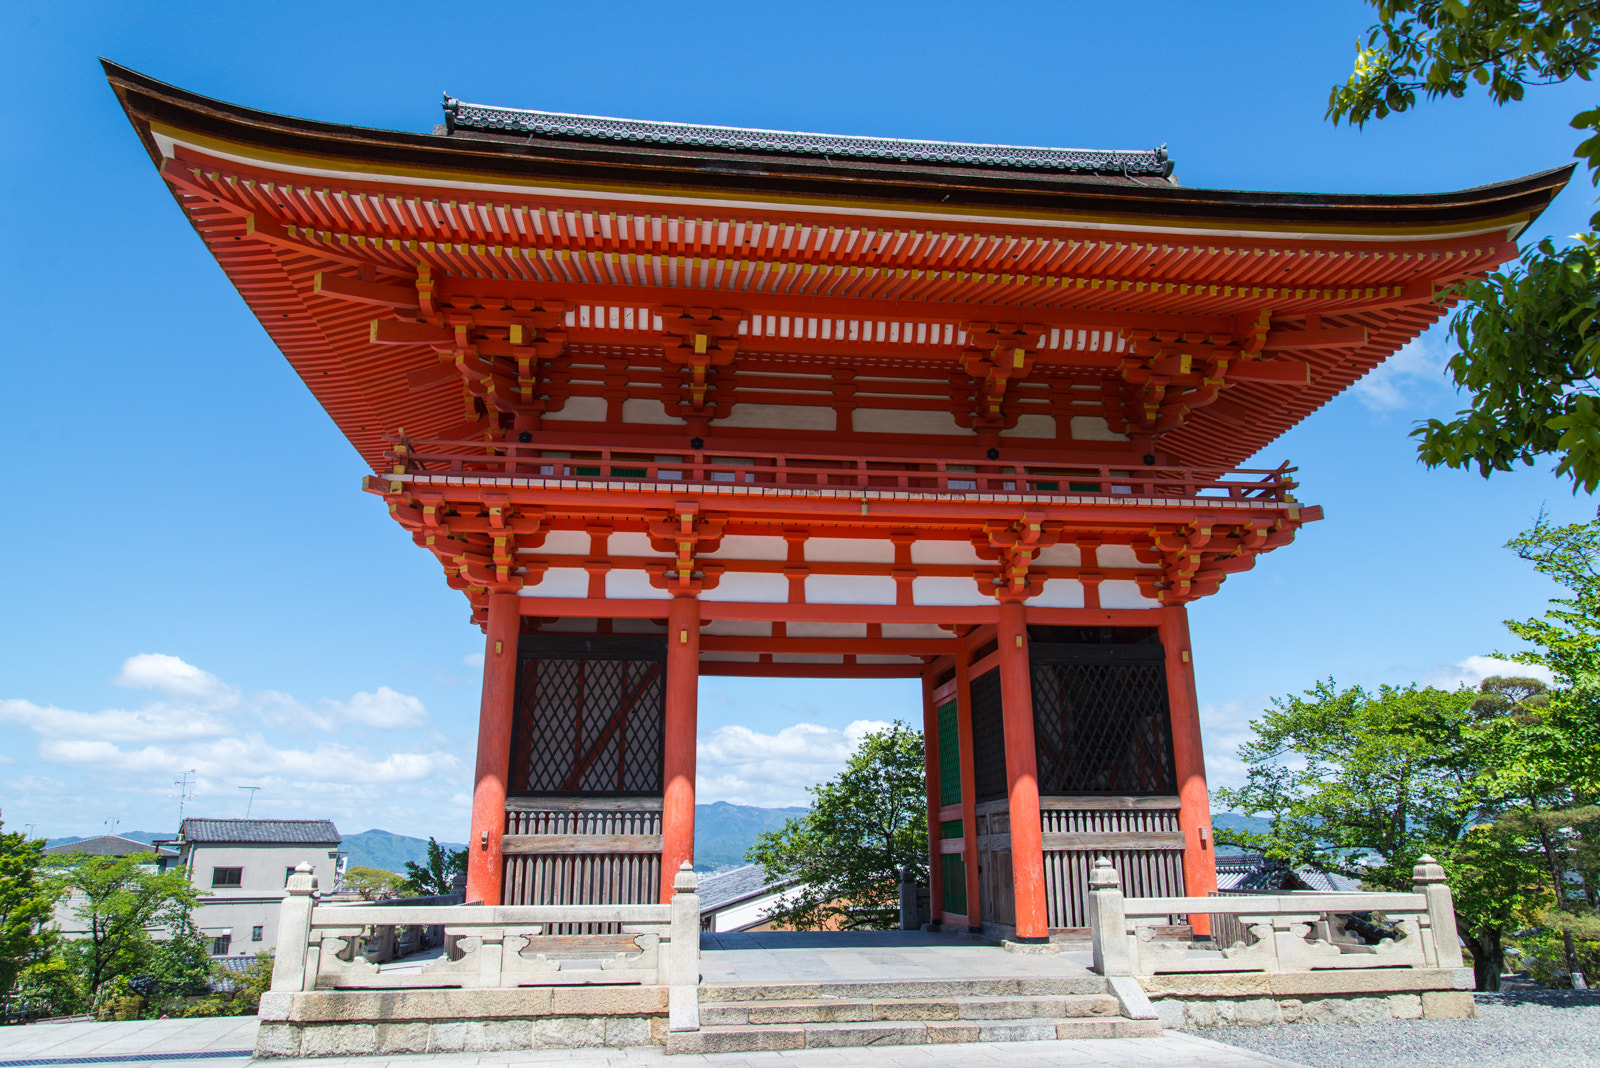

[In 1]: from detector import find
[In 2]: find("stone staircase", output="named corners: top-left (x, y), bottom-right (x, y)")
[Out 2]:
top-left (666, 976), bottom-right (1161, 1053)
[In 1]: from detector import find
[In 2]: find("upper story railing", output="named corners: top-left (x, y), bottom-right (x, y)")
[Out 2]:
top-left (381, 436), bottom-right (1299, 504)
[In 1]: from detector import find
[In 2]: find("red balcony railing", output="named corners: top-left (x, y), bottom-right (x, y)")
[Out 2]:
top-left (380, 436), bottom-right (1298, 503)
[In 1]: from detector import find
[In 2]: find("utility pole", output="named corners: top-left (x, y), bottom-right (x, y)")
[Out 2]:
top-left (239, 786), bottom-right (261, 817)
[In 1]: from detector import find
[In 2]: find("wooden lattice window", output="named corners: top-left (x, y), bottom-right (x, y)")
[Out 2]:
top-left (1029, 643), bottom-right (1176, 795)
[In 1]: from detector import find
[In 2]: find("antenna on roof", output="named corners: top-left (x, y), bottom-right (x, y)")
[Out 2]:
top-left (239, 786), bottom-right (262, 818)
top-left (104, 817), bottom-right (119, 836)
top-left (173, 770), bottom-right (197, 828)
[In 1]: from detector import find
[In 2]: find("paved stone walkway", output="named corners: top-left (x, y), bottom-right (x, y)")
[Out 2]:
top-left (699, 929), bottom-right (1098, 984)
top-left (0, 1017), bottom-right (1312, 1067)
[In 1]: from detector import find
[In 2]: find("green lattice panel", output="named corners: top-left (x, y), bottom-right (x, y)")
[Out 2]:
top-left (937, 699), bottom-right (960, 808)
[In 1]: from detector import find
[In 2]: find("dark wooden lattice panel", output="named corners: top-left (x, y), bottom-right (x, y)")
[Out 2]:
top-left (1029, 646), bottom-right (1176, 795)
top-left (970, 669), bottom-right (1007, 803)
top-left (509, 638), bottom-right (666, 796)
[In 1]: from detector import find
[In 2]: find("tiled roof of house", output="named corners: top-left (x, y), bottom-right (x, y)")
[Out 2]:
top-left (178, 818), bottom-right (340, 845)
top-left (43, 834), bottom-right (177, 858)
top-left (697, 864), bottom-right (791, 914)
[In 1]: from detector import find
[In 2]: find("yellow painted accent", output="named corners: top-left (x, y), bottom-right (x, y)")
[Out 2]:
top-left (680, 629), bottom-right (688, 643)
top-left (1014, 635), bottom-right (1024, 648)
top-left (1181, 650), bottom-right (1192, 663)
top-left (495, 640), bottom-right (503, 654)
top-left (694, 333), bottom-right (708, 355)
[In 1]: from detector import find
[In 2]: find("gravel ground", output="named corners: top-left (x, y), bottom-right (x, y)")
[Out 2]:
top-left (1186, 989), bottom-right (1600, 1068)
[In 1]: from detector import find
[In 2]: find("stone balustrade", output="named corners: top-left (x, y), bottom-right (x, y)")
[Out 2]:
top-left (269, 861), bottom-right (701, 1034)
top-left (1088, 855), bottom-right (1464, 978)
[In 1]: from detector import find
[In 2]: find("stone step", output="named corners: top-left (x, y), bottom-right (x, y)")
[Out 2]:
top-left (666, 1015), bottom-right (1161, 1054)
top-left (698, 975), bottom-right (1109, 1002)
top-left (701, 993), bottom-right (1121, 1026)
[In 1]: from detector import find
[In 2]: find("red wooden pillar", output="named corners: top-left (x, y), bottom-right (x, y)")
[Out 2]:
top-left (1161, 604), bottom-right (1217, 933)
top-left (920, 670), bottom-right (942, 922)
top-left (954, 637), bottom-right (981, 932)
top-left (466, 592), bottom-right (520, 905)
top-left (997, 599), bottom-right (1048, 940)
top-left (659, 594), bottom-right (700, 902)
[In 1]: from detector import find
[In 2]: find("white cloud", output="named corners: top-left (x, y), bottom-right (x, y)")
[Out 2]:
top-left (328, 687), bottom-right (428, 730)
top-left (114, 653), bottom-right (236, 706)
top-left (1350, 324), bottom-right (1453, 412)
top-left (1424, 655), bottom-right (1556, 690)
top-left (463, 652), bottom-right (484, 668)
top-left (696, 718), bottom-right (889, 808)
top-left (0, 698), bottom-right (229, 743)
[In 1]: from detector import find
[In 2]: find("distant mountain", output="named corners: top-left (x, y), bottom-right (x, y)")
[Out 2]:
top-left (694, 801), bottom-right (806, 870)
top-left (342, 829), bottom-right (465, 873)
top-left (1212, 812), bottom-right (1272, 853)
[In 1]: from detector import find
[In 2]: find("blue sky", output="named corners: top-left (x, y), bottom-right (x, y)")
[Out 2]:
top-left (1, 0), bottom-right (1595, 841)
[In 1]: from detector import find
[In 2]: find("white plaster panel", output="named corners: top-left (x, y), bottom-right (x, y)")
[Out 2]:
top-left (715, 402), bottom-right (835, 431)
top-left (701, 619), bottom-right (772, 636)
top-left (1071, 415), bottom-right (1129, 441)
top-left (605, 570), bottom-right (670, 600)
top-left (772, 653), bottom-right (845, 664)
top-left (853, 407), bottom-right (973, 437)
top-left (543, 395), bottom-right (608, 422)
top-left (1031, 579), bottom-right (1086, 609)
top-left (530, 530), bottom-right (593, 556)
top-left (702, 536), bottom-right (789, 561)
top-left (805, 574), bottom-right (898, 606)
top-left (536, 618), bottom-right (597, 633)
top-left (607, 532), bottom-right (666, 558)
top-left (856, 654), bottom-right (925, 665)
top-left (700, 651), bottom-right (760, 663)
top-left (1097, 545), bottom-right (1157, 569)
top-left (910, 540), bottom-right (983, 566)
top-left (804, 538), bottom-right (895, 564)
top-left (1100, 580), bottom-right (1160, 608)
top-left (913, 576), bottom-right (991, 606)
top-left (882, 623), bottom-right (952, 639)
top-left (786, 621), bottom-right (867, 638)
top-left (701, 572), bottom-right (789, 603)
top-left (1033, 543), bottom-right (1082, 567)
top-left (518, 567), bottom-right (590, 598)
top-left (622, 397), bottom-right (686, 425)
top-left (999, 414), bottom-right (1056, 439)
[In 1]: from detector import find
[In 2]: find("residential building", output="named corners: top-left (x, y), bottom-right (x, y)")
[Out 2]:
top-left (42, 835), bottom-right (179, 937)
top-left (156, 819), bottom-right (344, 957)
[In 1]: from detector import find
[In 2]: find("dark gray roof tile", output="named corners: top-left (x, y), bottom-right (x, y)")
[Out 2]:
top-left (179, 819), bottom-right (340, 845)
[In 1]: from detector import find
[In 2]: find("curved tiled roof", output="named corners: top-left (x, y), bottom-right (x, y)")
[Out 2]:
top-left (442, 97), bottom-right (1174, 177)
top-left (179, 818), bottom-right (340, 844)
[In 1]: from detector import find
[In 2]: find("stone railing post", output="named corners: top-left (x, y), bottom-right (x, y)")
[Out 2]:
top-left (270, 863), bottom-right (318, 992)
top-left (899, 867), bottom-right (919, 931)
top-left (1087, 858), bottom-right (1131, 976)
top-left (1413, 855), bottom-right (1464, 969)
top-left (668, 862), bottom-right (701, 1032)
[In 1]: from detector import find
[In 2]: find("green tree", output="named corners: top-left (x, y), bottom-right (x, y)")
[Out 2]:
top-left (401, 839), bottom-right (466, 896)
top-left (1328, 2), bottom-right (1600, 491)
top-left (1212, 680), bottom-right (1545, 989)
top-left (47, 852), bottom-right (207, 1006)
top-left (341, 866), bottom-right (405, 901)
top-left (746, 721), bottom-right (927, 931)
top-left (0, 816), bottom-right (59, 1005)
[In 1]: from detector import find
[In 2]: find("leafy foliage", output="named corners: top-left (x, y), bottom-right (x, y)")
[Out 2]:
top-left (401, 838), bottom-right (466, 896)
top-left (1328, 2), bottom-right (1600, 490)
top-left (746, 722), bottom-right (928, 931)
top-left (0, 817), bottom-right (58, 1003)
top-left (342, 866), bottom-right (405, 901)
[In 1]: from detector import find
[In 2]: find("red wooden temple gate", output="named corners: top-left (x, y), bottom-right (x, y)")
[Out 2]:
top-left (107, 62), bottom-right (1566, 941)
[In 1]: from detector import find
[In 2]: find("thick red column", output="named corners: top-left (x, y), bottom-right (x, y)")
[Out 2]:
top-left (1161, 604), bottom-right (1217, 933)
top-left (466, 592), bottom-right (520, 905)
top-left (659, 594), bottom-right (700, 901)
top-left (920, 671), bottom-right (942, 922)
top-left (954, 639), bottom-right (981, 932)
top-left (997, 599), bottom-right (1048, 940)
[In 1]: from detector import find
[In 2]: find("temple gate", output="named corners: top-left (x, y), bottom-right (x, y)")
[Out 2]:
top-left (106, 61), bottom-right (1566, 943)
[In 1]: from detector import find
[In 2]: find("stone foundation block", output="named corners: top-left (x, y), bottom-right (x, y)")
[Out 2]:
top-left (1185, 1000), bottom-right (1219, 1027)
top-left (1216, 998), bottom-right (1280, 1026)
top-left (977, 1021), bottom-right (1056, 1042)
top-left (299, 1023), bottom-right (376, 1057)
top-left (372, 1022), bottom-right (429, 1054)
top-left (253, 1021), bottom-right (302, 1058)
top-left (530, 1017), bottom-right (606, 1048)
top-left (804, 1022), bottom-right (928, 1047)
top-left (551, 985), bottom-right (667, 1015)
top-left (1422, 990), bottom-right (1476, 1019)
top-left (1277, 999), bottom-right (1304, 1023)
top-left (875, 999), bottom-right (958, 1020)
top-left (605, 1017), bottom-right (653, 1046)
top-left (1302, 997), bottom-right (1391, 1024)
top-left (1151, 999), bottom-right (1186, 1030)
top-left (482, 1020), bottom-right (534, 1050)
top-left (926, 1021), bottom-right (982, 1043)
top-left (1388, 994), bottom-right (1423, 1019)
